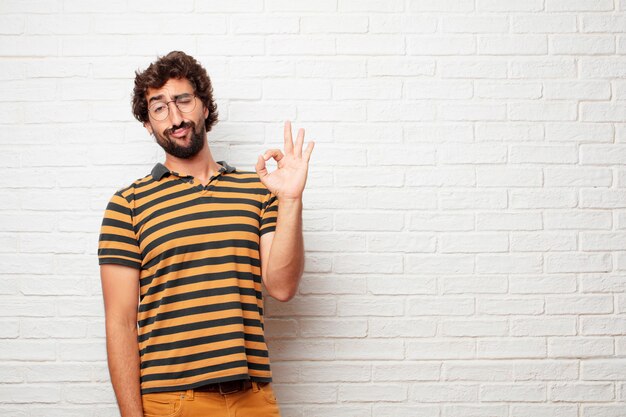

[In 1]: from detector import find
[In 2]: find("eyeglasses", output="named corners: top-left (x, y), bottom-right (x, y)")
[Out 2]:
top-left (148, 93), bottom-right (197, 121)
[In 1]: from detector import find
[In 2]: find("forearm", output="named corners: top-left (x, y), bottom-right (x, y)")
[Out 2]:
top-left (105, 321), bottom-right (143, 417)
top-left (265, 198), bottom-right (304, 301)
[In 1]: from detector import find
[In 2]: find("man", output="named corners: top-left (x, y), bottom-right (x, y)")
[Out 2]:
top-left (97, 51), bottom-right (314, 417)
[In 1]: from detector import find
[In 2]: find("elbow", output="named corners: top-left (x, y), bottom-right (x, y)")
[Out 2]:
top-left (269, 287), bottom-right (297, 302)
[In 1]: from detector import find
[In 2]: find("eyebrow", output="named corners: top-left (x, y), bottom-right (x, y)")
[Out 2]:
top-left (148, 92), bottom-right (193, 104)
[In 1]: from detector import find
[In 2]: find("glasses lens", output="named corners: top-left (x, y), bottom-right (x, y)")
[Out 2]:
top-left (176, 94), bottom-right (196, 113)
top-left (149, 103), bottom-right (168, 121)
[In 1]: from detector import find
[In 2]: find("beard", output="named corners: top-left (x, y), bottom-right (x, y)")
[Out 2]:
top-left (154, 119), bottom-right (206, 159)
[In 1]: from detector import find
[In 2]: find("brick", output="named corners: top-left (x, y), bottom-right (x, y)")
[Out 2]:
top-left (301, 15), bottom-right (368, 33)
top-left (269, 340), bottom-right (335, 360)
top-left (334, 254), bottom-right (403, 274)
top-left (195, 0), bottom-right (263, 11)
top-left (367, 276), bottom-right (436, 295)
top-left (581, 317), bottom-right (626, 336)
top-left (300, 319), bottom-right (367, 337)
top-left (476, 81), bottom-right (542, 99)
top-left (510, 58), bottom-right (577, 78)
top-left (263, 79), bottom-right (331, 100)
top-left (407, 36), bottom-right (476, 55)
top-left (546, 0), bottom-right (614, 11)
top-left (440, 190), bottom-right (507, 210)
top-left (476, 212), bottom-right (542, 231)
top-left (476, 254), bottom-right (543, 274)
top-left (335, 339), bottom-right (404, 359)
top-left (545, 122), bottom-right (614, 143)
top-left (510, 189), bottom-right (578, 209)
top-left (406, 254), bottom-right (474, 274)
top-left (368, 57), bottom-right (435, 76)
top-left (0, 385), bottom-right (61, 403)
top-left (477, 297), bottom-right (544, 315)
top-left (442, 320), bottom-right (508, 337)
top-left (477, 338), bottom-right (546, 358)
top-left (512, 14), bottom-right (577, 33)
top-left (368, 190), bottom-right (437, 209)
top-left (273, 383), bottom-right (337, 404)
top-left (511, 405), bottom-right (578, 417)
top-left (338, 297), bottom-right (404, 316)
top-left (480, 383), bottom-right (545, 401)
top-left (265, 296), bottom-right (336, 317)
top-left (299, 362), bottom-right (370, 382)
top-left (339, 383), bottom-right (407, 402)
top-left (510, 232), bottom-right (577, 252)
top-left (406, 167), bottom-right (475, 187)
top-left (369, 318), bottom-right (436, 338)
top-left (479, 35), bottom-right (547, 55)
top-left (514, 360), bottom-right (579, 381)
top-left (408, 0), bottom-right (474, 12)
top-left (370, 15), bottom-right (437, 34)
top-left (581, 103), bottom-right (626, 122)
top-left (441, 275), bottom-right (508, 295)
top-left (440, 233), bottom-right (508, 253)
top-left (441, 59), bottom-right (508, 78)
top-left (410, 212), bottom-right (474, 231)
top-left (299, 102), bottom-right (366, 122)
top-left (442, 15), bottom-right (508, 33)
top-left (0, 341), bottom-right (56, 360)
top-left (476, 167), bottom-right (541, 187)
top-left (510, 318), bottom-right (577, 336)
top-left (581, 58), bottom-right (626, 78)
top-left (268, 36), bottom-right (335, 56)
top-left (549, 383), bottom-right (614, 401)
top-left (298, 58), bottom-right (366, 78)
top-left (373, 362), bottom-right (440, 381)
top-left (545, 167), bottom-right (612, 187)
top-left (581, 360), bottom-right (626, 380)
top-left (544, 211), bottom-right (612, 230)
top-left (409, 384), bottom-right (479, 402)
top-left (339, 0), bottom-right (403, 12)
top-left (407, 339), bottom-right (475, 359)
top-left (335, 79), bottom-right (402, 99)
top-left (509, 275), bottom-right (577, 295)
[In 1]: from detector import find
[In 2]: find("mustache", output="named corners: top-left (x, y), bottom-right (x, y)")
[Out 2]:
top-left (165, 120), bottom-right (194, 136)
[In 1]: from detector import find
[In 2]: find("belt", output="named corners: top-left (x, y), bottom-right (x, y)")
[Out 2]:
top-left (194, 380), bottom-right (258, 395)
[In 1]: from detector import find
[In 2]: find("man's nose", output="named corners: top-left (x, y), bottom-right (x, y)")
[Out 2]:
top-left (167, 101), bottom-right (184, 126)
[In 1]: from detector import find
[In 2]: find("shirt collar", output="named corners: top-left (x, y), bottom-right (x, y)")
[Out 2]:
top-left (151, 160), bottom-right (236, 181)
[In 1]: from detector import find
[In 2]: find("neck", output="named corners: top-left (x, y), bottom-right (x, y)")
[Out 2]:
top-left (163, 141), bottom-right (222, 182)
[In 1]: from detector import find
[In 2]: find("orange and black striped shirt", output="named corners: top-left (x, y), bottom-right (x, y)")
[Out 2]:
top-left (97, 161), bottom-right (278, 394)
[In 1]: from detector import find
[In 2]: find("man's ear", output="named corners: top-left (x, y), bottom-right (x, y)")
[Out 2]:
top-left (143, 121), bottom-right (153, 135)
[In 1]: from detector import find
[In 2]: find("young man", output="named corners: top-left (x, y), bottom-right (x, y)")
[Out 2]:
top-left (97, 51), bottom-right (314, 417)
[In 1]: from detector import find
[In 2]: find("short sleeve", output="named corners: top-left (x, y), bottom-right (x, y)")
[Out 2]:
top-left (260, 191), bottom-right (279, 236)
top-left (98, 191), bottom-right (142, 270)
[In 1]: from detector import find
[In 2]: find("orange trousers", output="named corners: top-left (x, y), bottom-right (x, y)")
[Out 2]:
top-left (141, 381), bottom-right (282, 417)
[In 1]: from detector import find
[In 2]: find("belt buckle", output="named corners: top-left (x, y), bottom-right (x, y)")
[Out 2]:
top-left (219, 380), bottom-right (243, 395)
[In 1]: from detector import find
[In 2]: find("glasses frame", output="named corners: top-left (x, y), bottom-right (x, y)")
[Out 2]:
top-left (148, 93), bottom-right (198, 121)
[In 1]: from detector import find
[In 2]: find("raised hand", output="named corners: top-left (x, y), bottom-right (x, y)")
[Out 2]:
top-left (255, 120), bottom-right (315, 201)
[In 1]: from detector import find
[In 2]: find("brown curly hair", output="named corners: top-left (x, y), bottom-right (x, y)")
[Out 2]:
top-left (132, 51), bottom-right (219, 131)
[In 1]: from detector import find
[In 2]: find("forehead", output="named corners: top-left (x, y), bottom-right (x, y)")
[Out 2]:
top-left (146, 78), bottom-right (194, 101)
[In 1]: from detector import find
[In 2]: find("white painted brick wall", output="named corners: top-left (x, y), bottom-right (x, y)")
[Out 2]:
top-left (1, 1), bottom-right (626, 416)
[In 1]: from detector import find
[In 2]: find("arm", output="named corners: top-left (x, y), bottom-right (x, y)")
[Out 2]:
top-left (256, 120), bottom-right (314, 303)
top-left (260, 198), bottom-right (304, 302)
top-left (100, 263), bottom-right (143, 417)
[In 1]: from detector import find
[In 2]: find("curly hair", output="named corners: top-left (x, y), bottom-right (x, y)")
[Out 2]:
top-left (132, 51), bottom-right (219, 132)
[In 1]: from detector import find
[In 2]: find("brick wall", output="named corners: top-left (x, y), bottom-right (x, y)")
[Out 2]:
top-left (1, 1), bottom-right (626, 416)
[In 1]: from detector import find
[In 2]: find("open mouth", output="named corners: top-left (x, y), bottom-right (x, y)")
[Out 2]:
top-left (169, 126), bottom-right (190, 139)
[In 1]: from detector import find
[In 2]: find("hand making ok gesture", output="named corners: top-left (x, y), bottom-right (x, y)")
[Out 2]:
top-left (255, 120), bottom-right (315, 201)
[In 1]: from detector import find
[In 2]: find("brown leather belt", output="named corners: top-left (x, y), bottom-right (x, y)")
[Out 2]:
top-left (195, 380), bottom-right (259, 395)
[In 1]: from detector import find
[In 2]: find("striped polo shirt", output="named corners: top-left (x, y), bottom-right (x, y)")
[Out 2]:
top-left (97, 160), bottom-right (278, 394)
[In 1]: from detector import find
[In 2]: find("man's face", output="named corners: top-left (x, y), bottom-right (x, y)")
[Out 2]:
top-left (143, 78), bottom-right (209, 159)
